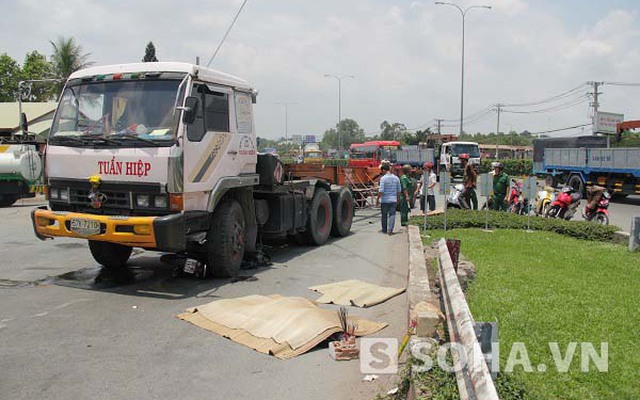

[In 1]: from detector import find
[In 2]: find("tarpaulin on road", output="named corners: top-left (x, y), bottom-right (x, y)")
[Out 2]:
top-left (309, 279), bottom-right (405, 308)
top-left (177, 294), bottom-right (387, 359)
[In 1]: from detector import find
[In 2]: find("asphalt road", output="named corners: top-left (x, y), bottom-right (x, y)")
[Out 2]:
top-left (0, 200), bottom-right (408, 400)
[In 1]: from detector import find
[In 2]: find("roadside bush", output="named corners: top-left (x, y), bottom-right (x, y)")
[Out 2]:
top-left (410, 209), bottom-right (619, 242)
top-left (480, 159), bottom-right (532, 176)
top-left (323, 159), bottom-right (349, 167)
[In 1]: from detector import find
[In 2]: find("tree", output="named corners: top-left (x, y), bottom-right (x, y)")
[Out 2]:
top-left (0, 53), bottom-right (21, 101)
top-left (379, 120), bottom-right (407, 141)
top-left (142, 42), bottom-right (158, 62)
top-left (21, 51), bottom-right (55, 101)
top-left (50, 36), bottom-right (92, 95)
top-left (321, 119), bottom-right (365, 150)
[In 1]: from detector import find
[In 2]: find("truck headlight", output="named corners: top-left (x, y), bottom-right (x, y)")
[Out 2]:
top-left (136, 195), bottom-right (150, 207)
top-left (50, 188), bottom-right (59, 199)
top-left (154, 196), bottom-right (167, 208)
top-left (59, 188), bottom-right (69, 201)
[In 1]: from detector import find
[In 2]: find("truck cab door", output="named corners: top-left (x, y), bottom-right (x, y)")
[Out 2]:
top-left (182, 83), bottom-right (255, 209)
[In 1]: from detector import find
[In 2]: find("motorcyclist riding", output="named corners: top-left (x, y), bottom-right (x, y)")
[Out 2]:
top-left (584, 185), bottom-right (606, 219)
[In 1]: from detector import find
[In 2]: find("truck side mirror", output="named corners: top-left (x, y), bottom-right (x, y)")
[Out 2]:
top-left (20, 112), bottom-right (29, 134)
top-left (180, 96), bottom-right (199, 125)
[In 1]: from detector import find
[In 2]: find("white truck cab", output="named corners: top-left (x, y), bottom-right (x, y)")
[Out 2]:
top-left (439, 141), bottom-right (481, 178)
top-left (32, 62), bottom-right (353, 278)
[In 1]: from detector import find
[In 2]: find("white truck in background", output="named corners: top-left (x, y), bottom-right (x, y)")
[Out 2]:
top-left (439, 141), bottom-right (481, 178)
top-left (31, 62), bottom-right (354, 278)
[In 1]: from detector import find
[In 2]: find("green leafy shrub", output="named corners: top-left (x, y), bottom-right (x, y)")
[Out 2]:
top-left (480, 159), bottom-right (532, 176)
top-left (410, 209), bottom-right (619, 242)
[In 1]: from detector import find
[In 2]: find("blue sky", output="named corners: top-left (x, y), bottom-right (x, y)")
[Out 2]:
top-left (3, 0), bottom-right (640, 139)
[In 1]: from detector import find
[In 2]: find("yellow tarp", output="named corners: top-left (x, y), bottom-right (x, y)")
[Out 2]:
top-left (177, 294), bottom-right (387, 359)
top-left (309, 279), bottom-right (405, 308)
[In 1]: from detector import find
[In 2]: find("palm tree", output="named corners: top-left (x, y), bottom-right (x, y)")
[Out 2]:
top-left (50, 36), bottom-right (93, 95)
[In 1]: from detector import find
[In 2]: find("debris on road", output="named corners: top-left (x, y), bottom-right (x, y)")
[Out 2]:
top-left (363, 374), bottom-right (379, 382)
top-left (329, 307), bottom-right (359, 361)
top-left (177, 294), bottom-right (387, 359)
top-left (309, 279), bottom-right (405, 307)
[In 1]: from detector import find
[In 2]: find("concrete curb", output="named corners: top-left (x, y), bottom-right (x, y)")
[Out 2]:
top-left (407, 226), bottom-right (431, 317)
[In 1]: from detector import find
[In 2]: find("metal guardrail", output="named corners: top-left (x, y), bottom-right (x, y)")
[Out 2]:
top-left (437, 238), bottom-right (499, 400)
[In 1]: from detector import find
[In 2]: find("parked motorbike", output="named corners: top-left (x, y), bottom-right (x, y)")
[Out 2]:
top-left (583, 190), bottom-right (611, 225)
top-left (508, 179), bottom-right (530, 215)
top-left (533, 185), bottom-right (556, 216)
top-left (545, 186), bottom-right (581, 220)
top-left (447, 183), bottom-right (470, 209)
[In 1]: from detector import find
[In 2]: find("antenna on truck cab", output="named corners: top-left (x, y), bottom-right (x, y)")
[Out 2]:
top-left (206, 0), bottom-right (249, 67)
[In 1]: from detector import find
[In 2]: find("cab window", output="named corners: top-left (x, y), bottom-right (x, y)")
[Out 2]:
top-left (187, 83), bottom-right (230, 142)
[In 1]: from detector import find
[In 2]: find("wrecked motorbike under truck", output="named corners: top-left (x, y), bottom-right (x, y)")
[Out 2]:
top-left (31, 62), bottom-right (354, 278)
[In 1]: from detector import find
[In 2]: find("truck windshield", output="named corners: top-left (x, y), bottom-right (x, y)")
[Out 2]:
top-left (450, 144), bottom-right (480, 158)
top-left (50, 79), bottom-right (182, 147)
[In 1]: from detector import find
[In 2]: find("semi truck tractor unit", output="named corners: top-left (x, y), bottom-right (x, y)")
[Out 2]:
top-left (0, 142), bottom-right (41, 207)
top-left (31, 62), bottom-right (354, 278)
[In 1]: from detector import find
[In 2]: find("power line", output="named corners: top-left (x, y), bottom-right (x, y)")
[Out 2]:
top-left (501, 82), bottom-right (588, 107)
top-left (527, 123), bottom-right (591, 135)
top-left (503, 94), bottom-right (590, 114)
top-left (206, 0), bottom-right (249, 67)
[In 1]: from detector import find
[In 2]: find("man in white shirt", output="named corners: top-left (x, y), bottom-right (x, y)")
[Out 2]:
top-left (417, 162), bottom-right (437, 212)
top-left (376, 163), bottom-right (401, 235)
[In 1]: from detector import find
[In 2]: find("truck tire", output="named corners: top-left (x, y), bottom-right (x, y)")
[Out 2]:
top-left (88, 240), bottom-right (132, 268)
top-left (304, 188), bottom-right (333, 246)
top-left (207, 200), bottom-right (245, 278)
top-left (568, 175), bottom-right (584, 195)
top-left (0, 195), bottom-right (17, 208)
top-left (330, 188), bottom-right (354, 237)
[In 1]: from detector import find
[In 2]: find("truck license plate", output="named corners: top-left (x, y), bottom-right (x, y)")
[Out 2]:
top-left (69, 218), bottom-right (101, 237)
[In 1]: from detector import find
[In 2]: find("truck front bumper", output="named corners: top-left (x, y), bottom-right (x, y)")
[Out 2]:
top-left (31, 207), bottom-right (208, 252)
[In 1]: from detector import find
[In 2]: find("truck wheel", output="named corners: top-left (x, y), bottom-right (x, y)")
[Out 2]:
top-left (330, 188), bottom-right (354, 237)
top-left (207, 200), bottom-right (245, 278)
top-left (304, 188), bottom-right (333, 245)
top-left (568, 175), bottom-right (584, 195)
top-left (0, 195), bottom-right (17, 208)
top-left (88, 240), bottom-right (132, 268)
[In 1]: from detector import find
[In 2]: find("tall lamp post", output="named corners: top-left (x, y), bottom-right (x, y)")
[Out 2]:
top-left (435, 1), bottom-right (491, 136)
top-left (324, 73), bottom-right (355, 151)
top-left (274, 101), bottom-right (297, 141)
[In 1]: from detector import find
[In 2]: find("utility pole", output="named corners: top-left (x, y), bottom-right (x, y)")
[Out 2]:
top-left (435, 119), bottom-right (443, 135)
top-left (588, 81), bottom-right (602, 136)
top-left (494, 103), bottom-right (502, 159)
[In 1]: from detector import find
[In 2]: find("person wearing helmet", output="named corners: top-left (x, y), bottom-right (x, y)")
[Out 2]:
top-left (491, 162), bottom-right (510, 211)
top-left (417, 162), bottom-right (437, 212)
top-left (459, 153), bottom-right (478, 210)
top-left (584, 184), bottom-right (605, 218)
top-left (399, 164), bottom-right (414, 226)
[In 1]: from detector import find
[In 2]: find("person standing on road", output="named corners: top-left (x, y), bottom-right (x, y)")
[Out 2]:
top-left (377, 162), bottom-right (401, 235)
top-left (460, 153), bottom-right (478, 210)
top-left (417, 162), bottom-right (437, 212)
top-left (399, 164), bottom-right (414, 226)
top-left (491, 162), bottom-right (510, 211)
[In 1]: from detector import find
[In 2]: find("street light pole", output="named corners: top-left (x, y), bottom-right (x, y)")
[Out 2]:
top-left (435, 2), bottom-right (491, 136)
top-left (324, 73), bottom-right (355, 151)
top-left (274, 101), bottom-right (297, 142)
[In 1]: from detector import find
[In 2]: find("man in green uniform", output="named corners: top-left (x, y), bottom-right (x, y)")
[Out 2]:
top-left (491, 162), bottom-right (510, 211)
top-left (400, 164), bottom-right (414, 226)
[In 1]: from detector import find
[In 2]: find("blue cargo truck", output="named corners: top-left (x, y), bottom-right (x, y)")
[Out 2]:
top-left (533, 136), bottom-right (640, 196)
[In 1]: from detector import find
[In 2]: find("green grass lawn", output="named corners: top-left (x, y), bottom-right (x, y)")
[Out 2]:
top-left (434, 229), bottom-right (640, 400)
